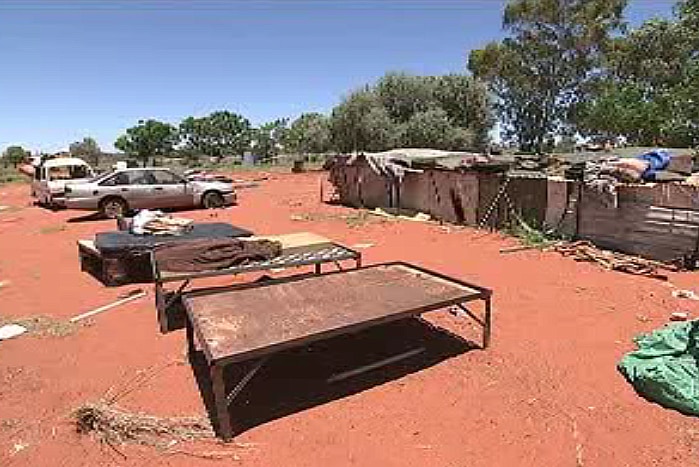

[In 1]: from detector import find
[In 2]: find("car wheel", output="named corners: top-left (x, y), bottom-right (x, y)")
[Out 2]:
top-left (202, 191), bottom-right (224, 209)
top-left (100, 197), bottom-right (128, 219)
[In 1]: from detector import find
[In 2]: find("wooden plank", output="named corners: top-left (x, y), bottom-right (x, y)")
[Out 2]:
top-left (545, 178), bottom-right (572, 230)
top-left (247, 232), bottom-right (332, 249)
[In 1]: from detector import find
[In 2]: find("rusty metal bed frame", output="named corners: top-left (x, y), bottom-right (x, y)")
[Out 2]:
top-left (181, 262), bottom-right (493, 440)
top-left (151, 242), bottom-right (362, 333)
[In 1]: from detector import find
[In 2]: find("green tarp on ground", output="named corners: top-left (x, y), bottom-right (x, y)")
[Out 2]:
top-left (619, 320), bottom-right (699, 415)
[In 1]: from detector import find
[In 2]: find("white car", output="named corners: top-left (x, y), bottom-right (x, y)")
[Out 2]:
top-left (64, 167), bottom-right (237, 218)
top-left (31, 157), bottom-right (95, 207)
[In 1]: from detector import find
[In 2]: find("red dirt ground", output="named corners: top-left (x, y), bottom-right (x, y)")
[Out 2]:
top-left (1, 172), bottom-right (699, 466)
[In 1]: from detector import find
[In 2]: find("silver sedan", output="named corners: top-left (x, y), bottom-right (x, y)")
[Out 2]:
top-left (64, 168), bottom-right (236, 218)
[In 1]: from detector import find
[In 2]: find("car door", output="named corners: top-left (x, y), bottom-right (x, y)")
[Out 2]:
top-left (97, 170), bottom-right (150, 208)
top-left (148, 170), bottom-right (193, 208)
top-left (124, 170), bottom-right (161, 209)
top-left (31, 166), bottom-right (45, 200)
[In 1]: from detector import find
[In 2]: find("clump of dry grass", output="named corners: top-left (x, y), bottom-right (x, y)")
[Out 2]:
top-left (73, 402), bottom-right (213, 447)
top-left (39, 225), bottom-right (66, 234)
top-left (291, 210), bottom-right (390, 228)
top-left (0, 205), bottom-right (23, 214)
top-left (71, 362), bottom-right (254, 460)
top-left (0, 315), bottom-right (84, 337)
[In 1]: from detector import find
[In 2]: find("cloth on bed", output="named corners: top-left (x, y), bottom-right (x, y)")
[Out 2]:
top-left (95, 223), bottom-right (253, 255)
top-left (154, 238), bottom-right (282, 273)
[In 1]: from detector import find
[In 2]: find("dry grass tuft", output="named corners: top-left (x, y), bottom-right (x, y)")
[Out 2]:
top-left (291, 210), bottom-right (390, 228)
top-left (0, 205), bottom-right (23, 214)
top-left (0, 315), bottom-right (84, 337)
top-left (72, 362), bottom-right (255, 459)
top-left (73, 402), bottom-right (214, 447)
top-left (39, 225), bottom-right (66, 234)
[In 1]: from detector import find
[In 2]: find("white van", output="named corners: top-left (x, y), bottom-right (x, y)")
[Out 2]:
top-left (31, 157), bottom-right (95, 207)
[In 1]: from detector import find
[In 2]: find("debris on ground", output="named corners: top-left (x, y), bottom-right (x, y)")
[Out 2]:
top-left (233, 182), bottom-right (260, 190)
top-left (290, 211), bottom-right (383, 228)
top-left (672, 290), bottom-right (699, 301)
top-left (0, 315), bottom-right (84, 337)
top-left (0, 205), bottom-right (22, 214)
top-left (371, 207), bottom-right (431, 223)
top-left (0, 324), bottom-right (28, 341)
top-left (117, 288), bottom-right (145, 300)
top-left (39, 225), bottom-right (66, 235)
top-left (70, 290), bottom-right (147, 323)
top-left (184, 170), bottom-right (232, 183)
top-left (619, 320), bottom-right (699, 416)
top-left (670, 312), bottom-right (690, 321)
top-left (550, 241), bottom-right (678, 278)
top-left (10, 440), bottom-right (29, 456)
top-left (500, 244), bottom-right (549, 254)
top-left (73, 402), bottom-right (214, 447)
top-left (352, 243), bottom-right (375, 249)
top-left (0, 280), bottom-right (9, 289)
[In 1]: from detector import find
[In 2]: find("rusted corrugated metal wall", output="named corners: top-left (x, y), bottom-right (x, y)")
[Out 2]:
top-left (329, 160), bottom-right (699, 263)
top-left (329, 158), bottom-right (392, 208)
top-left (577, 184), bottom-right (699, 263)
top-left (501, 176), bottom-right (573, 231)
top-left (330, 162), bottom-right (514, 227)
top-left (400, 170), bottom-right (482, 225)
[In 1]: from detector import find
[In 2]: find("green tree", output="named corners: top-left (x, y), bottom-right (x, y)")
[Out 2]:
top-left (330, 72), bottom-right (491, 153)
top-left (2, 145), bottom-right (30, 167)
top-left (69, 137), bottom-right (101, 167)
top-left (399, 108), bottom-right (453, 149)
top-left (286, 113), bottom-right (332, 155)
top-left (375, 72), bottom-right (435, 123)
top-left (330, 87), bottom-right (385, 153)
top-left (114, 119), bottom-right (179, 167)
top-left (179, 111), bottom-right (252, 162)
top-left (469, 0), bottom-right (627, 152)
top-left (575, 83), bottom-right (667, 145)
top-left (253, 119), bottom-right (288, 162)
top-left (578, 0), bottom-right (699, 146)
top-left (432, 74), bottom-right (493, 149)
top-left (361, 107), bottom-right (400, 152)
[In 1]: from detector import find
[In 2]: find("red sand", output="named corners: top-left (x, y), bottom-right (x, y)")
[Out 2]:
top-left (1, 172), bottom-right (698, 466)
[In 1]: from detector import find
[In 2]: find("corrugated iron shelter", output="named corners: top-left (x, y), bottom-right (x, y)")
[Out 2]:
top-left (327, 150), bottom-right (699, 267)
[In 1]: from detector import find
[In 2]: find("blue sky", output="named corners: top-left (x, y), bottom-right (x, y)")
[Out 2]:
top-left (0, 0), bottom-right (677, 153)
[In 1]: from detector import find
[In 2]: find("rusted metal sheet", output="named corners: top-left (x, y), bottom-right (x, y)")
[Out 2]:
top-left (329, 160), bottom-right (393, 208)
top-left (184, 263), bottom-right (485, 364)
top-left (544, 178), bottom-right (571, 230)
top-left (356, 163), bottom-right (393, 208)
top-left (400, 170), bottom-right (432, 214)
top-left (617, 183), bottom-right (699, 210)
top-left (424, 171), bottom-right (476, 225)
top-left (506, 176), bottom-right (548, 227)
top-left (476, 173), bottom-right (508, 228)
top-left (578, 186), bottom-right (699, 262)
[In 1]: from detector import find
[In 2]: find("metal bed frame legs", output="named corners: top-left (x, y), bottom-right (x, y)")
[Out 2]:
top-left (195, 292), bottom-right (491, 441)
